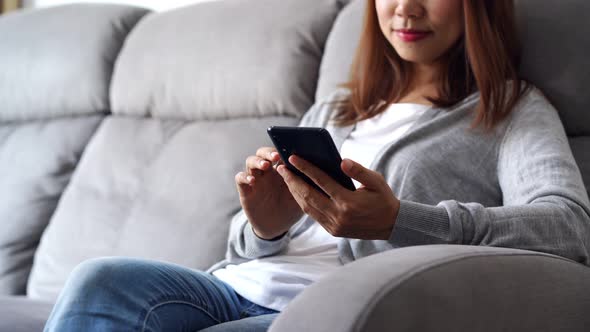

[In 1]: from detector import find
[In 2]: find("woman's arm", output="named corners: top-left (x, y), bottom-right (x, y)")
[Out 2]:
top-left (391, 92), bottom-right (590, 265)
top-left (223, 90), bottom-right (349, 261)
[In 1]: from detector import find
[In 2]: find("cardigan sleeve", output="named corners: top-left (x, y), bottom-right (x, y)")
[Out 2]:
top-left (389, 89), bottom-right (590, 265)
top-left (224, 210), bottom-right (292, 260)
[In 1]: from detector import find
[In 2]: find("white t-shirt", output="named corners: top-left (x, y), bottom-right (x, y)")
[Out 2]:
top-left (341, 103), bottom-right (432, 188)
top-left (213, 103), bottom-right (431, 311)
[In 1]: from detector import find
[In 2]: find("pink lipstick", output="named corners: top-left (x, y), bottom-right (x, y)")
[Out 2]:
top-left (395, 29), bottom-right (432, 42)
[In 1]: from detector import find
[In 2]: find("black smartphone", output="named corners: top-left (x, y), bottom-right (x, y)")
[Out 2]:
top-left (267, 126), bottom-right (356, 197)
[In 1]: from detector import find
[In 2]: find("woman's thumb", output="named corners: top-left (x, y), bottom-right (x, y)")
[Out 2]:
top-left (341, 159), bottom-right (381, 188)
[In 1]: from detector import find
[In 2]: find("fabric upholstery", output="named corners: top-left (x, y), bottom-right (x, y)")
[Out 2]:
top-left (361, 255), bottom-right (590, 332)
top-left (0, 117), bottom-right (103, 296)
top-left (0, 4), bottom-right (149, 121)
top-left (516, 0), bottom-right (590, 136)
top-left (270, 245), bottom-right (590, 332)
top-left (570, 137), bottom-right (590, 197)
top-left (110, 0), bottom-right (345, 120)
top-left (0, 296), bottom-right (52, 332)
top-left (27, 115), bottom-right (298, 301)
top-left (0, 3), bottom-right (149, 296)
top-left (315, 0), bottom-right (365, 101)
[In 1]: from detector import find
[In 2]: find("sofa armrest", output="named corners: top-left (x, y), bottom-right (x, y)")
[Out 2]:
top-left (269, 245), bottom-right (590, 332)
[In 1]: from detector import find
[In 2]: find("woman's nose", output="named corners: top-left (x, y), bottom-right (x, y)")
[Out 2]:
top-left (394, 0), bottom-right (425, 20)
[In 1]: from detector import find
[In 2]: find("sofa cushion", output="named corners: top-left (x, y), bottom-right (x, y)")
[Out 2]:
top-left (110, 0), bottom-right (345, 120)
top-left (516, 0), bottom-right (590, 136)
top-left (316, 0), bottom-right (364, 102)
top-left (0, 117), bottom-right (104, 296)
top-left (0, 4), bottom-right (149, 121)
top-left (0, 296), bottom-right (52, 332)
top-left (569, 137), bottom-right (590, 198)
top-left (27, 115), bottom-right (298, 301)
top-left (0, 4), bottom-right (150, 296)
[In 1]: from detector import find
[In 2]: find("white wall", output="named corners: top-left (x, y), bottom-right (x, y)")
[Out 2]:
top-left (23, 0), bottom-right (217, 11)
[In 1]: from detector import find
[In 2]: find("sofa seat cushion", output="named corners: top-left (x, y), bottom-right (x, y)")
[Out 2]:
top-left (0, 296), bottom-right (53, 332)
top-left (28, 115), bottom-right (297, 301)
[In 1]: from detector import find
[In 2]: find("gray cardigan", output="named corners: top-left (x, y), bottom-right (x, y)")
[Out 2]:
top-left (209, 86), bottom-right (590, 273)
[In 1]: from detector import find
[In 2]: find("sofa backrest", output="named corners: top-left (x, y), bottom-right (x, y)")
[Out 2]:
top-left (0, 4), bottom-right (149, 295)
top-left (315, 0), bottom-right (590, 196)
top-left (514, 0), bottom-right (590, 196)
top-left (0, 4), bottom-right (148, 120)
top-left (27, 0), bottom-right (347, 301)
top-left (515, 0), bottom-right (590, 137)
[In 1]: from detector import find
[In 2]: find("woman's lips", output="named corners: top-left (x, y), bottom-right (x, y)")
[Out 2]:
top-left (395, 29), bottom-right (432, 42)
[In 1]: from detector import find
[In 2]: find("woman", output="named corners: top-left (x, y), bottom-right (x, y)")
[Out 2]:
top-left (44, 0), bottom-right (590, 331)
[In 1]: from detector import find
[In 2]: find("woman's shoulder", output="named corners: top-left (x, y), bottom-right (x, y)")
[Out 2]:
top-left (510, 82), bottom-right (559, 118)
top-left (515, 82), bottom-right (551, 104)
top-left (502, 82), bottom-right (565, 136)
top-left (462, 81), bottom-right (551, 109)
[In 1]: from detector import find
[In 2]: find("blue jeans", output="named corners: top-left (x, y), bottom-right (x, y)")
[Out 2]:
top-left (44, 257), bottom-right (279, 332)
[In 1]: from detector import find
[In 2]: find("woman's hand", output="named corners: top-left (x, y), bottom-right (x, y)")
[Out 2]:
top-left (276, 155), bottom-right (400, 240)
top-left (235, 147), bottom-right (304, 240)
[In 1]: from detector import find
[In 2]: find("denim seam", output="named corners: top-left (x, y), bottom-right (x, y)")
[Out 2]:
top-left (141, 300), bottom-right (222, 332)
top-left (239, 303), bottom-right (259, 318)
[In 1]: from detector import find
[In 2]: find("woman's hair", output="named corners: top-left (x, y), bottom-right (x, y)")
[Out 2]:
top-left (334, 0), bottom-right (529, 129)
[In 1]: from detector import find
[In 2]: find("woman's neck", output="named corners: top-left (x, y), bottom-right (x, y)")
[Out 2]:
top-left (398, 62), bottom-right (441, 106)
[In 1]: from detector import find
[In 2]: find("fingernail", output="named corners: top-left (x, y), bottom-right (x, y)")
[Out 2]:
top-left (342, 159), bottom-right (353, 171)
top-left (247, 175), bottom-right (254, 183)
top-left (260, 160), bottom-right (267, 167)
top-left (271, 152), bottom-right (279, 159)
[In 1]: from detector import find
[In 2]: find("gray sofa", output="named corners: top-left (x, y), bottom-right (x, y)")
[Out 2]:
top-left (0, 0), bottom-right (589, 331)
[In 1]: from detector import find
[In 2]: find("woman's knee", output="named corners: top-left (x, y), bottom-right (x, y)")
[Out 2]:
top-left (61, 257), bottom-right (146, 302)
top-left (62, 258), bottom-right (214, 301)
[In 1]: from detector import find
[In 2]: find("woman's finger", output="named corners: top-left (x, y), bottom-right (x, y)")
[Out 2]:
top-left (272, 159), bottom-right (285, 169)
top-left (235, 171), bottom-right (254, 197)
top-left (277, 165), bottom-right (336, 216)
top-left (256, 147), bottom-right (281, 163)
top-left (282, 172), bottom-right (333, 228)
top-left (235, 171), bottom-right (255, 186)
top-left (341, 159), bottom-right (385, 190)
top-left (246, 156), bottom-right (272, 173)
top-left (288, 155), bottom-right (346, 200)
